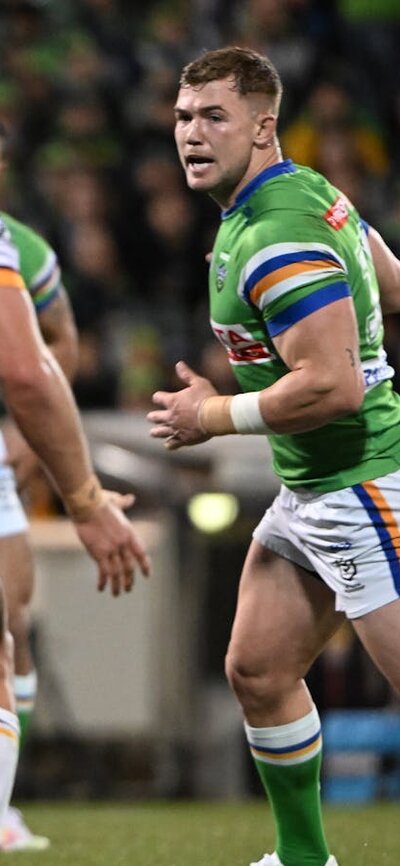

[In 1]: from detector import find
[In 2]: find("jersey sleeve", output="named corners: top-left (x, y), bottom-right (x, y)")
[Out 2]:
top-left (0, 221), bottom-right (25, 292)
top-left (1, 215), bottom-right (61, 312)
top-left (29, 247), bottom-right (61, 312)
top-left (238, 220), bottom-right (351, 338)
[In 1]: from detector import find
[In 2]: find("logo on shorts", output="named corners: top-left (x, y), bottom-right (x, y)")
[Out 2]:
top-left (333, 558), bottom-right (365, 592)
top-left (329, 540), bottom-right (352, 552)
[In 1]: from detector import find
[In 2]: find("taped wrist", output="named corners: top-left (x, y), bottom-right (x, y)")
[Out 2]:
top-left (230, 392), bottom-right (271, 434)
top-left (199, 392), bottom-right (271, 435)
top-left (64, 473), bottom-right (106, 522)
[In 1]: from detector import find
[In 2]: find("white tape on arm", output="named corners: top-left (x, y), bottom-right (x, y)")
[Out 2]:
top-left (230, 391), bottom-right (271, 434)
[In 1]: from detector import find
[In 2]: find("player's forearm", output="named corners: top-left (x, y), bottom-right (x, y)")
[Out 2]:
top-left (47, 329), bottom-right (79, 382)
top-left (39, 289), bottom-right (79, 382)
top-left (200, 366), bottom-right (365, 436)
top-left (3, 350), bottom-right (93, 497)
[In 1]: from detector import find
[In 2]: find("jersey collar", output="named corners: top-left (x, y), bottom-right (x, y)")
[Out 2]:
top-left (221, 159), bottom-right (296, 219)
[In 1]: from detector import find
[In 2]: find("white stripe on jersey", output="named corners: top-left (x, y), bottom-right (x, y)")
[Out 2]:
top-left (0, 224), bottom-right (20, 272)
top-left (237, 241), bottom-right (347, 304)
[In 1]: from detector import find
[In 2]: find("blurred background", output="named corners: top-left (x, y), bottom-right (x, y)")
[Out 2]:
top-left (1, 0), bottom-right (400, 806)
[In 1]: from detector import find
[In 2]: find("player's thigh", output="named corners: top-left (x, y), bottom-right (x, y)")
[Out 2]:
top-left (352, 598), bottom-right (400, 695)
top-left (227, 539), bottom-right (343, 680)
top-left (0, 532), bottom-right (34, 615)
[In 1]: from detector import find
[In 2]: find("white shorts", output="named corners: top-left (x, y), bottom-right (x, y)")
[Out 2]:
top-left (253, 469), bottom-right (400, 619)
top-left (0, 431), bottom-right (28, 538)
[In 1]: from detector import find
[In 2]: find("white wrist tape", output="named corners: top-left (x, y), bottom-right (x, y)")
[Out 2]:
top-left (230, 392), bottom-right (271, 434)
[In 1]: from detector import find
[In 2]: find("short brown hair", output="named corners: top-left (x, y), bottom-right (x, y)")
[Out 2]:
top-left (180, 46), bottom-right (282, 109)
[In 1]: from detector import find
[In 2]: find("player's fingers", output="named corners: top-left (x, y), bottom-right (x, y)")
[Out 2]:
top-left (97, 559), bottom-right (109, 593)
top-left (149, 424), bottom-right (176, 439)
top-left (119, 546), bottom-right (136, 591)
top-left (105, 491), bottom-right (135, 511)
top-left (164, 435), bottom-right (184, 451)
top-left (147, 408), bottom-right (170, 423)
top-left (128, 535), bottom-right (151, 577)
top-left (175, 360), bottom-right (198, 384)
top-left (151, 390), bottom-right (171, 407)
top-left (107, 552), bottom-right (125, 597)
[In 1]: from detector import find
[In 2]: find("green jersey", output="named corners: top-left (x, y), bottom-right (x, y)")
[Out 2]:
top-left (0, 212), bottom-right (61, 312)
top-left (209, 160), bottom-right (400, 492)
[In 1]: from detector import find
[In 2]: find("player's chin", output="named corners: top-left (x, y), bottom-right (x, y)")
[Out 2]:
top-left (185, 168), bottom-right (217, 191)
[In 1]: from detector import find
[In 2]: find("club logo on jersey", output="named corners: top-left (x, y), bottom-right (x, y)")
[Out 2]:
top-left (210, 319), bottom-right (275, 365)
top-left (215, 252), bottom-right (230, 292)
top-left (216, 264), bottom-right (227, 291)
top-left (323, 195), bottom-right (349, 230)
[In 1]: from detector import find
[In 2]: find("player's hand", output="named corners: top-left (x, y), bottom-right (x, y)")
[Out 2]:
top-left (148, 360), bottom-right (217, 450)
top-left (74, 500), bottom-right (151, 597)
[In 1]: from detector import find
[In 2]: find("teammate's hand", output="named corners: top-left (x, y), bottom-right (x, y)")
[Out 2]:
top-left (74, 501), bottom-right (151, 597)
top-left (148, 360), bottom-right (217, 450)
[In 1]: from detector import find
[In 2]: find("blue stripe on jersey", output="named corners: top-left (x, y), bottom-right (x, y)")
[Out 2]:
top-left (360, 219), bottom-right (370, 235)
top-left (34, 285), bottom-right (61, 312)
top-left (266, 281), bottom-right (351, 337)
top-left (248, 728), bottom-right (322, 756)
top-left (243, 249), bottom-right (344, 301)
top-left (222, 160), bottom-right (296, 218)
top-left (352, 484), bottom-right (400, 594)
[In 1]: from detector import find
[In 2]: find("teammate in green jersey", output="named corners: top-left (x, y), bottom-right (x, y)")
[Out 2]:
top-left (148, 46), bottom-right (400, 866)
top-left (0, 128), bottom-right (149, 850)
top-left (0, 212), bottom-right (78, 851)
top-left (0, 121), bottom-right (80, 848)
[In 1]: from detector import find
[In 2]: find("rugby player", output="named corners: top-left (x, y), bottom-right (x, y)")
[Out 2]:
top-left (0, 150), bottom-right (78, 846)
top-left (148, 46), bottom-right (400, 866)
top-left (0, 146), bottom-right (149, 850)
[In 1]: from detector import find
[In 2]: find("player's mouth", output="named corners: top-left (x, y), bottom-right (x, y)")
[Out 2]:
top-left (185, 155), bottom-right (215, 175)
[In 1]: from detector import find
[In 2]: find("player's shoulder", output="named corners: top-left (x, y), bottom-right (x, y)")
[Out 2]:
top-left (0, 211), bottom-right (53, 256)
top-left (245, 164), bottom-right (357, 251)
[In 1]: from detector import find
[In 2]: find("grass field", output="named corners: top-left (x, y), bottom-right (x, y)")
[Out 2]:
top-left (7, 799), bottom-right (398, 865)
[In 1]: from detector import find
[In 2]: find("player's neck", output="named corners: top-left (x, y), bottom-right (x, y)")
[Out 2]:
top-left (217, 139), bottom-right (283, 210)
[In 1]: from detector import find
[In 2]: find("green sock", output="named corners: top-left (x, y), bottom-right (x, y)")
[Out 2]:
top-left (245, 707), bottom-right (330, 866)
top-left (14, 671), bottom-right (37, 751)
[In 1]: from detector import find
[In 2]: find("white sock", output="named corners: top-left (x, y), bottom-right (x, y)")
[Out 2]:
top-left (14, 670), bottom-right (38, 716)
top-left (0, 709), bottom-right (19, 826)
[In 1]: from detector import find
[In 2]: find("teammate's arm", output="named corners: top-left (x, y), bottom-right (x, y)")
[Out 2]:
top-left (3, 285), bottom-right (79, 489)
top-left (0, 284), bottom-right (150, 593)
top-left (37, 285), bottom-right (79, 381)
top-left (148, 297), bottom-right (365, 446)
top-left (368, 226), bottom-right (400, 314)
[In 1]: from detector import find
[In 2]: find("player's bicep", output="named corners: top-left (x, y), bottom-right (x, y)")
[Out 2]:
top-left (272, 296), bottom-right (361, 383)
top-left (0, 286), bottom-right (47, 383)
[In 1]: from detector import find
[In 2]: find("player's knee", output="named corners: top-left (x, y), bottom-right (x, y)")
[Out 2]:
top-left (225, 648), bottom-right (294, 713)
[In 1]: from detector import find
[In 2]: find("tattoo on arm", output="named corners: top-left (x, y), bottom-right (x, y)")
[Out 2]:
top-left (346, 348), bottom-right (356, 367)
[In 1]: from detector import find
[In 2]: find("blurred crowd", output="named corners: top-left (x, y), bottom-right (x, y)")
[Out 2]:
top-left (1, 0), bottom-right (400, 407)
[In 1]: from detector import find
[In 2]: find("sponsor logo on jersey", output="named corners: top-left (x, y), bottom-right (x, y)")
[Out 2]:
top-left (323, 195), bottom-right (349, 230)
top-left (210, 319), bottom-right (275, 365)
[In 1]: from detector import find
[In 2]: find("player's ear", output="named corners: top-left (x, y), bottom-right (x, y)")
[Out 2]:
top-left (254, 113), bottom-right (276, 147)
